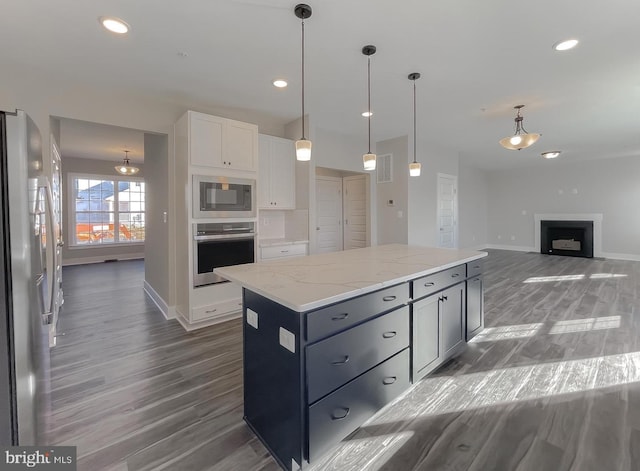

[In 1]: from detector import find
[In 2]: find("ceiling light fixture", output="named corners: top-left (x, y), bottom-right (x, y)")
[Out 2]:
top-left (362, 111), bottom-right (373, 117)
top-left (553, 39), bottom-right (579, 51)
top-left (115, 150), bottom-right (140, 175)
top-left (273, 79), bottom-right (288, 88)
top-left (99, 16), bottom-right (130, 34)
top-left (294, 4), bottom-right (312, 161)
top-left (499, 105), bottom-right (541, 150)
top-left (541, 151), bottom-right (561, 159)
top-left (408, 72), bottom-right (421, 177)
top-left (362, 45), bottom-right (377, 171)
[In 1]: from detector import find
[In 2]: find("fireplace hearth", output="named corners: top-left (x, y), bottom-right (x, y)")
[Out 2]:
top-left (540, 220), bottom-right (593, 258)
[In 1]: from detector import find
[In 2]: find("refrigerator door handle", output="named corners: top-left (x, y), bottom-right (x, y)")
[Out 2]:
top-left (39, 180), bottom-right (57, 325)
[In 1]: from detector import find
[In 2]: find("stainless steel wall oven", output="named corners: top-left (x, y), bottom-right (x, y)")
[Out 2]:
top-left (193, 222), bottom-right (255, 287)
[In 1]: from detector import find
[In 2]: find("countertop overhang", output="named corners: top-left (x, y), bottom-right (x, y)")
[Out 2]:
top-left (215, 244), bottom-right (487, 312)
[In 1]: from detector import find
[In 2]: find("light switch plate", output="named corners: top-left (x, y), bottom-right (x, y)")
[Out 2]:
top-left (246, 308), bottom-right (258, 329)
top-left (279, 327), bottom-right (296, 353)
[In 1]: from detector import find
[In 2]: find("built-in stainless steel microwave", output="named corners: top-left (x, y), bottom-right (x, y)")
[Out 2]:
top-left (193, 175), bottom-right (256, 218)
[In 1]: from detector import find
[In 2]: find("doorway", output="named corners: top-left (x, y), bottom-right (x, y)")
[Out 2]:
top-left (314, 169), bottom-right (369, 254)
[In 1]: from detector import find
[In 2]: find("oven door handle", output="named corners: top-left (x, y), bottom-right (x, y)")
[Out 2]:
top-left (194, 233), bottom-right (256, 241)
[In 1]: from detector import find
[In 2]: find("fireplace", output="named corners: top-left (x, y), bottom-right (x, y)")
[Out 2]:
top-left (540, 220), bottom-right (594, 258)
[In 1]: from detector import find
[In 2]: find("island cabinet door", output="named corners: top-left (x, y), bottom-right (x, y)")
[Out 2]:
top-left (412, 294), bottom-right (440, 381)
top-left (441, 283), bottom-right (466, 357)
top-left (466, 276), bottom-right (483, 340)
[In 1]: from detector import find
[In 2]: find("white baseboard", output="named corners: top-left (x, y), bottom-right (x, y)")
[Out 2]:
top-left (601, 252), bottom-right (640, 262)
top-left (483, 245), bottom-right (640, 262)
top-left (63, 254), bottom-right (144, 266)
top-left (143, 281), bottom-right (175, 319)
top-left (483, 244), bottom-right (535, 253)
top-left (175, 309), bottom-right (241, 332)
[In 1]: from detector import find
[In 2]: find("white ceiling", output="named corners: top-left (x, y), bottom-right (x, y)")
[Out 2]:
top-left (3, 0), bottom-right (640, 170)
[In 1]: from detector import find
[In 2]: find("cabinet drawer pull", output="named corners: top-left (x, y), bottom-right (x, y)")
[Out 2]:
top-left (331, 355), bottom-right (350, 365)
top-left (382, 295), bottom-right (397, 302)
top-left (424, 282), bottom-right (435, 287)
top-left (280, 250), bottom-right (289, 253)
top-left (331, 407), bottom-right (350, 420)
top-left (382, 331), bottom-right (397, 339)
top-left (451, 273), bottom-right (460, 278)
top-left (331, 313), bottom-right (349, 321)
top-left (473, 265), bottom-right (480, 269)
top-left (383, 376), bottom-right (397, 385)
top-left (205, 308), bottom-right (217, 313)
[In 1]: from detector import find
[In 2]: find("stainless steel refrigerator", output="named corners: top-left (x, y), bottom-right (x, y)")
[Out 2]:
top-left (0, 109), bottom-right (58, 445)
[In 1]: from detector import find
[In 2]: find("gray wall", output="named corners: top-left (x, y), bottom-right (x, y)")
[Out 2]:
top-left (485, 155), bottom-right (640, 258)
top-left (459, 163), bottom-right (488, 249)
top-left (61, 157), bottom-right (145, 264)
top-left (376, 136), bottom-right (409, 245)
top-left (144, 133), bottom-right (170, 303)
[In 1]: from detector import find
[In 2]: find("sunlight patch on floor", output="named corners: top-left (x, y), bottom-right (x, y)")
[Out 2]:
top-left (549, 316), bottom-right (621, 334)
top-left (471, 323), bottom-right (544, 341)
top-left (523, 273), bottom-right (628, 283)
top-left (366, 351), bottom-right (640, 428)
top-left (308, 431), bottom-right (414, 471)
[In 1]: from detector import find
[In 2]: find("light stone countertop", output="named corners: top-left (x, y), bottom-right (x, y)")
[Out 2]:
top-left (215, 244), bottom-right (487, 312)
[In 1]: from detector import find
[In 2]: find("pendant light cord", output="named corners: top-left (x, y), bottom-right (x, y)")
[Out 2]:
top-left (413, 80), bottom-right (417, 164)
top-left (367, 55), bottom-right (371, 153)
top-left (301, 18), bottom-right (306, 140)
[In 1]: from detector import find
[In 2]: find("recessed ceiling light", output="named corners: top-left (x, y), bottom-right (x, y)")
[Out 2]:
top-left (99, 16), bottom-right (130, 34)
top-left (541, 151), bottom-right (561, 159)
top-left (362, 111), bottom-right (373, 117)
top-left (273, 79), bottom-right (288, 88)
top-left (553, 39), bottom-right (578, 51)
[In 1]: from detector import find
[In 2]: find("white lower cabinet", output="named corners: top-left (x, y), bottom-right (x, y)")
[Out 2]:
top-left (260, 243), bottom-right (307, 261)
top-left (191, 298), bottom-right (243, 322)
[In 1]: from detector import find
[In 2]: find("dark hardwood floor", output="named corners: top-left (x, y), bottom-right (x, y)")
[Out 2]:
top-left (47, 251), bottom-right (640, 470)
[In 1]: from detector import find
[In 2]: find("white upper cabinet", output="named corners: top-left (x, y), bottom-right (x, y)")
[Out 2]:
top-left (258, 134), bottom-right (296, 209)
top-left (189, 111), bottom-right (257, 171)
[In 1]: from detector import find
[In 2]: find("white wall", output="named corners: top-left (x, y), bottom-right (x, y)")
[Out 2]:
top-left (408, 139), bottom-right (459, 247)
top-left (458, 163), bottom-right (488, 249)
top-left (376, 136), bottom-right (408, 245)
top-left (485, 155), bottom-right (640, 259)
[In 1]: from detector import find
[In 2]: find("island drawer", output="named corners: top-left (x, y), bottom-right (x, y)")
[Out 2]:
top-left (467, 259), bottom-right (484, 278)
top-left (308, 348), bottom-right (410, 462)
top-left (412, 264), bottom-right (466, 300)
top-left (306, 283), bottom-right (409, 342)
top-left (306, 306), bottom-right (409, 403)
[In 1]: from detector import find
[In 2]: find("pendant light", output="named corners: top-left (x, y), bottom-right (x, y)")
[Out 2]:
top-left (362, 45), bottom-right (377, 171)
top-left (499, 105), bottom-right (540, 150)
top-left (294, 4), bottom-right (312, 161)
top-left (408, 72), bottom-right (421, 177)
top-left (115, 150), bottom-right (139, 176)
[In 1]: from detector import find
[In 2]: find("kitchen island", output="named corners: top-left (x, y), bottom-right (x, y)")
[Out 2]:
top-left (215, 244), bottom-right (487, 470)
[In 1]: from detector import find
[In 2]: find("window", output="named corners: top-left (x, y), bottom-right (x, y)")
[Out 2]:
top-left (69, 174), bottom-right (145, 246)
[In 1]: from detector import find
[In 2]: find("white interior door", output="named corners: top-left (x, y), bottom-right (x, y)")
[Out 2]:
top-left (343, 175), bottom-right (367, 250)
top-left (315, 176), bottom-right (343, 253)
top-left (437, 173), bottom-right (458, 248)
